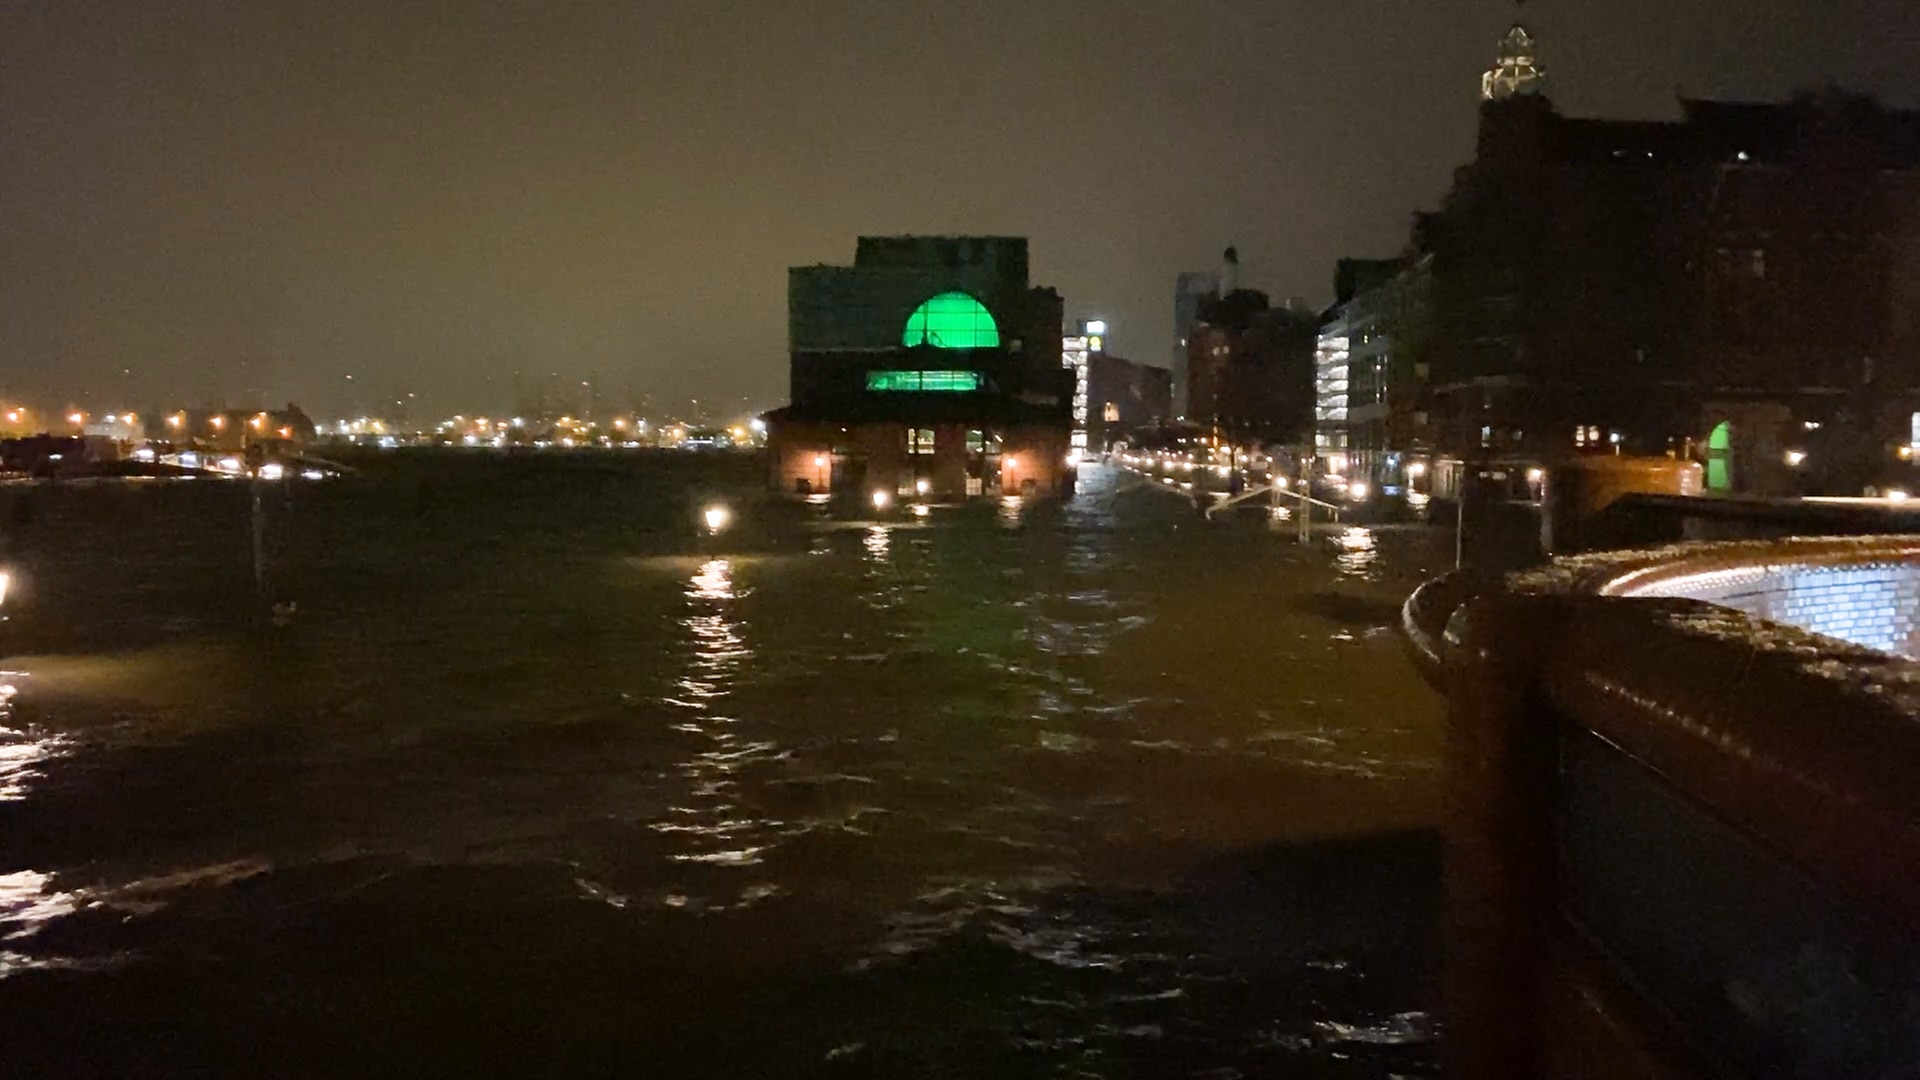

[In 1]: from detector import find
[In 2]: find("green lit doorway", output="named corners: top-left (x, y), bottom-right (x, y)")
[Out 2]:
top-left (1706, 421), bottom-right (1733, 493)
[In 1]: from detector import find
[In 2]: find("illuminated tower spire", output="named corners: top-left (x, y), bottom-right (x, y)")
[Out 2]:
top-left (1481, 22), bottom-right (1546, 101)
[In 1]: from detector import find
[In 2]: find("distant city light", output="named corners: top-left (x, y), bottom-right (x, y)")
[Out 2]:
top-left (257, 463), bottom-right (285, 481)
top-left (66, 412), bottom-right (83, 425)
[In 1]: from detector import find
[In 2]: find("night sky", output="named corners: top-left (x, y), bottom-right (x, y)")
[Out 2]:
top-left (4, 1), bottom-right (1916, 418)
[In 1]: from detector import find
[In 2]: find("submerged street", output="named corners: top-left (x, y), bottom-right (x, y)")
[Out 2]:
top-left (0, 457), bottom-right (1446, 1077)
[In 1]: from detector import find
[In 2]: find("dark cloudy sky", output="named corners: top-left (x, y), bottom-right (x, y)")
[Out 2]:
top-left (4, 1), bottom-right (1917, 419)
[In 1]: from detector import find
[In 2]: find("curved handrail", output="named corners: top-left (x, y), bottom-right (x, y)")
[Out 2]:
top-left (1399, 570), bottom-right (1483, 688)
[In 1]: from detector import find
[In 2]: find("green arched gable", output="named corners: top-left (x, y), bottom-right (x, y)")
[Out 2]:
top-left (903, 292), bottom-right (1000, 350)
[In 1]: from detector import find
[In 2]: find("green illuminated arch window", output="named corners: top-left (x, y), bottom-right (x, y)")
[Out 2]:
top-left (903, 292), bottom-right (1000, 349)
top-left (867, 370), bottom-right (982, 393)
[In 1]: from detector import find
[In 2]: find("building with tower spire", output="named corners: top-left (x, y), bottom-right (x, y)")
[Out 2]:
top-left (1481, 22), bottom-right (1546, 102)
top-left (1409, 65), bottom-right (1920, 499)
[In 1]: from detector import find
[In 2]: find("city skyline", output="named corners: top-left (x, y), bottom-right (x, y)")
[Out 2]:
top-left (5, 0), bottom-right (1917, 416)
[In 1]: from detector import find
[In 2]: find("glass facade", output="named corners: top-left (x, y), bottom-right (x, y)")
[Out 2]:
top-left (866, 370), bottom-right (983, 393)
top-left (902, 292), bottom-right (1001, 350)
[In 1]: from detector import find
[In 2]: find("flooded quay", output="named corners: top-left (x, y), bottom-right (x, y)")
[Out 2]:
top-left (0, 455), bottom-right (1446, 1077)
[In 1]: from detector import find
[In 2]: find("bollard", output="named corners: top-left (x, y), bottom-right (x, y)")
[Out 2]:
top-left (1437, 592), bottom-right (1568, 1079)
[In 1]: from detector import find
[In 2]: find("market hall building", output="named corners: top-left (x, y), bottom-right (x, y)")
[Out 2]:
top-left (764, 236), bottom-right (1075, 502)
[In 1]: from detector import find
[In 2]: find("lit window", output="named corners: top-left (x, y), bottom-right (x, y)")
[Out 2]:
top-left (866, 370), bottom-right (982, 393)
top-left (909, 428), bottom-right (936, 455)
top-left (902, 293), bottom-right (1000, 349)
top-left (1103, 402), bottom-right (1120, 422)
top-left (1481, 425), bottom-right (1493, 448)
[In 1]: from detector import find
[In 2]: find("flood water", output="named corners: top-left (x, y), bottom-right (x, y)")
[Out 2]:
top-left (0, 455), bottom-right (1447, 1077)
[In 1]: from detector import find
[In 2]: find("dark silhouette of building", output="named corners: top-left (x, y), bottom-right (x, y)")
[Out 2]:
top-left (1417, 23), bottom-right (1920, 495)
top-left (1187, 289), bottom-right (1318, 447)
top-left (1087, 351), bottom-right (1172, 450)
top-left (1172, 271), bottom-right (1222, 417)
top-left (766, 237), bottom-right (1074, 500)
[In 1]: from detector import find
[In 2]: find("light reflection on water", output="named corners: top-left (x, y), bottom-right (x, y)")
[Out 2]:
top-left (657, 557), bottom-right (785, 875)
top-left (0, 869), bottom-right (76, 971)
top-left (1333, 526), bottom-right (1380, 578)
top-left (0, 674), bottom-right (75, 975)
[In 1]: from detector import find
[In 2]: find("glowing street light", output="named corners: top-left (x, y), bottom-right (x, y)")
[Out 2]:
top-left (67, 412), bottom-right (84, 425)
top-left (871, 490), bottom-right (891, 510)
top-left (210, 415), bottom-right (227, 430)
top-left (703, 505), bottom-right (731, 533)
top-left (167, 413), bottom-right (184, 428)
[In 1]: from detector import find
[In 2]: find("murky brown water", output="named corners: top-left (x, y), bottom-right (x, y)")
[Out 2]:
top-left (0, 456), bottom-right (1446, 1077)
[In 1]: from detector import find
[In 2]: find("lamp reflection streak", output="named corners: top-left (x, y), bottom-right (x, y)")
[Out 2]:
top-left (655, 560), bottom-right (784, 882)
top-left (0, 676), bottom-right (80, 975)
